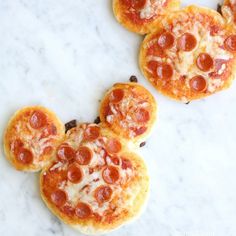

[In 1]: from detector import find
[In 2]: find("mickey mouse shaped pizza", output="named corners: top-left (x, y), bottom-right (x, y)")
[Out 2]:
top-left (139, 5), bottom-right (236, 101)
top-left (3, 82), bottom-right (157, 234)
top-left (113, 0), bottom-right (180, 34)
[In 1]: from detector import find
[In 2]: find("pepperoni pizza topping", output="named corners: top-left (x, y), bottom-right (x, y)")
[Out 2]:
top-left (156, 63), bottom-right (173, 80)
top-left (75, 202), bottom-right (92, 219)
top-left (157, 32), bottom-right (175, 49)
top-left (40, 124), bottom-right (57, 138)
top-left (189, 75), bottom-right (207, 92)
top-left (84, 126), bottom-right (100, 141)
top-left (102, 166), bottom-right (120, 184)
top-left (94, 185), bottom-right (112, 204)
top-left (76, 146), bottom-right (92, 165)
top-left (29, 110), bottom-right (47, 129)
top-left (51, 189), bottom-right (67, 207)
top-left (61, 205), bottom-right (75, 216)
top-left (11, 139), bottom-right (24, 154)
top-left (224, 35), bottom-right (236, 52)
top-left (16, 148), bottom-right (33, 165)
top-left (67, 163), bottom-right (83, 183)
top-left (121, 158), bottom-right (132, 170)
top-left (110, 156), bottom-right (120, 165)
top-left (110, 89), bottom-right (124, 103)
top-left (135, 108), bottom-right (150, 123)
top-left (106, 139), bottom-right (122, 154)
top-left (178, 33), bottom-right (197, 51)
top-left (57, 144), bottom-right (75, 162)
top-left (196, 53), bottom-right (213, 72)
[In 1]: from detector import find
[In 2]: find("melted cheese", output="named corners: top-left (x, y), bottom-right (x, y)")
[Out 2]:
top-left (140, 0), bottom-right (166, 19)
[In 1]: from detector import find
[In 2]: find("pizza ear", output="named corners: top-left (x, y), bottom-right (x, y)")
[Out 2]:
top-left (99, 82), bottom-right (157, 145)
top-left (3, 106), bottom-right (65, 172)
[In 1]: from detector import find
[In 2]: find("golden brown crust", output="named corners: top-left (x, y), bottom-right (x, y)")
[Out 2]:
top-left (113, 0), bottom-right (180, 34)
top-left (40, 123), bottom-right (149, 235)
top-left (139, 5), bottom-right (236, 101)
top-left (99, 83), bottom-right (157, 145)
top-left (3, 106), bottom-right (65, 171)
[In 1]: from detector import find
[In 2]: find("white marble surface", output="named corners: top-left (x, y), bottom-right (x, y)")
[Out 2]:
top-left (0, 0), bottom-right (236, 235)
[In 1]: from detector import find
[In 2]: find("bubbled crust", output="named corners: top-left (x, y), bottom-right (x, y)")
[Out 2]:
top-left (139, 5), bottom-right (236, 101)
top-left (113, 0), bottom-right (180, 34)
top-left (40, 124), bottom-right (149, 235)
top-left (99, 83), bottom-right (157, 145)
top-left (3, 106), bottom-right (65, 172)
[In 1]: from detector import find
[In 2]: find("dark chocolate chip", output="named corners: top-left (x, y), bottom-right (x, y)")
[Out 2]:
top-left (65, 120), bottom-right (77, 133)
top-left (94, 116), bottom-right (101, 124)
top-left (185, 101), bottom-right (190, 105)
top-left (217, 4), bottom-right (222, 15)
top-left (139, 142), bottom-right (146, 147)
top-left (129, 75), bottom-right (138, 83)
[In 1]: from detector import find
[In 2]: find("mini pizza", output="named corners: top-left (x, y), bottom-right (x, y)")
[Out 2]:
top-left (222, 0), bottom-right (236, 28)
top-left (139, 5), bottom-right (236, 101)
top-left (113, 0), bottom-right (180, 34)
top-left (4, 106), bottom-right (65, 171)
top-left (40, 123), bottom-right (149, 235)
top-left (99, 83), bottom-right (157, 143)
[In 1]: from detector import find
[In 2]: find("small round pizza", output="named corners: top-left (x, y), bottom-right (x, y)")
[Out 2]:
top-left (99, 83), bottom-right (157, 143)
top-left (222, 0), bottom-right (236, 28)
top-left (40, 123), bottom-right (149, 235)
top-left (4, 106), bottom-right (65, 171)
top-left (113, 0), bottom-right (180, 34)
top-left (139, 5), bottom-right (236, 102)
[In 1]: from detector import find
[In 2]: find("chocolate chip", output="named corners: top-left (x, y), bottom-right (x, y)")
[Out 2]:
top-left (94, 116), bottom-right (101, 124)
top-left (217, 4), bottom-right (222, 15)
top-left (185, 101), bottom-right (190, 105)
top-left (129, 75), bottom-right (138, 83)
top-left (65, 120), bottom-right (77, 133)
top-left (139, 142), bottom-right (146, 147)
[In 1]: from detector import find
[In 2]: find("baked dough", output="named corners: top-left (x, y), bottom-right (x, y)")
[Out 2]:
top-left (113, 0), bottom-right (180, 34)
top-left (4, 106), bottom-right (64, 171)
top-left (139, 5), bottom-right (236, 101)
top-left (40, 123), bottom-right (149, 235)
top-left (99, 82), bottom-right (157, 145)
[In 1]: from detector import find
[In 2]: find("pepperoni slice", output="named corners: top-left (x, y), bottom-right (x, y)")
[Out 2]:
top-left (189, 75), bottom-right (207, 92)
top-left (94, 185), bottom-right (112, 204)
top-left (132, 126), bottom-right (147, 136)
top-left (106, 139), bottom-right (122, 154)
top-left (76, 146), bottom-right (92, 165)
top-left (41, 124), bottom-right (57, 138)
top-left (57, 144), bottom-right (75, 162)
top-left (158, 32), bottom-right (175, 49)
top-left (178, 33), bottom-right (197, 51)
top-left (11, 139), bottom-right (24, 154)
top-left (102, 166), bottom-right (120, 184)
top-left (84, 126), bottom-right (100, 141)
top-left (16, 148), bottom-right (33, 165)
top-left (29, 110), bottom-right (47, 129)
top-left (109, 89), bottom-right (124, 103)
top-left (224, 35), bottom-right (236, 52)
top-left (123, 0), bottom-right (146, 9)
top-left (196, 53), bottom-right (213, 72)
top-left (121, 158), bottom-right (132, 170)
top-left (67, 163), bottom-right (83, 183)
top-left (156, 63), bottom-right (173, 80)
top-left (62, 205), bottom-right (75, 216)
top-left (51, 189), bottom-right (67, 207)
top-left (75, 202), bottom-right (92, 219)
top-left (135, 108), bottom-right (150, 123)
